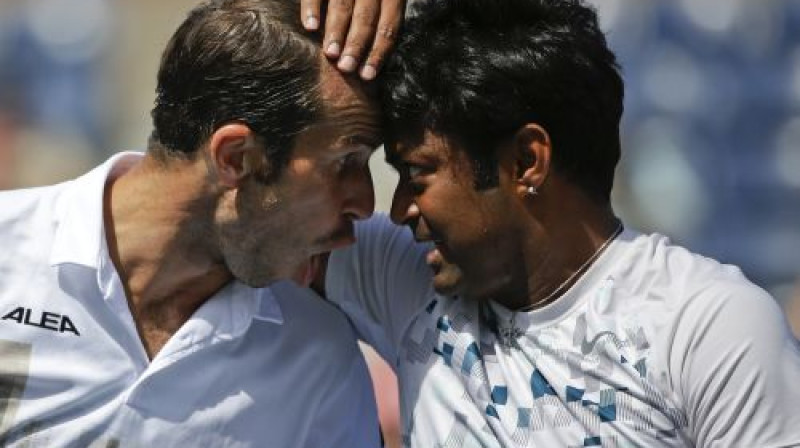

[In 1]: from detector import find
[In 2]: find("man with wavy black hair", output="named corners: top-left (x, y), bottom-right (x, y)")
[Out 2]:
top-left (0, 0), bottom-right (404, 446)
top-left (326, 0), bottom-right (800, 446)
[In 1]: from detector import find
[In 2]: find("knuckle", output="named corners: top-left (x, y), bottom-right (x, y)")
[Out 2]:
top-left (377, 25), bottom-right (397, 41)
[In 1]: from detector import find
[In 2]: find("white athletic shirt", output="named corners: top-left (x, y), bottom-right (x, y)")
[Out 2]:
top-left (327, 214), bottom-right (800, 448)
top-left (0, 152), bottom-right (381, 448)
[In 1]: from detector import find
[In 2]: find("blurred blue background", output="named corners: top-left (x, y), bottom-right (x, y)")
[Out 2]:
top-left (589, 0), bottom-right (800, 334)
top-left (0, 0), bottom-right (798, 335)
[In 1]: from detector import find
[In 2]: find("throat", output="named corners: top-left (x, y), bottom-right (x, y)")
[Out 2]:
top-left (518, 220), bottom-right (623, 313)
top-left (124, 278), bottom-right (230, 360)
top-left (130, 299), bottom-right (200, 360)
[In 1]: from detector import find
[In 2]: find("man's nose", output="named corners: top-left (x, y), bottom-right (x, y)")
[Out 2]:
top-left (390, 184), bottom-right (419, 226)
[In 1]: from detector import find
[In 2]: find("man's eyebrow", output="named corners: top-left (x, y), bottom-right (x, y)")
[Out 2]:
top-left (340, 134), bottom-right (383, 149)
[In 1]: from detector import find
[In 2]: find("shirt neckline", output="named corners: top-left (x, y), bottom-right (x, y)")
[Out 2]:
top-left (487, 228), bottom-right (640, 332)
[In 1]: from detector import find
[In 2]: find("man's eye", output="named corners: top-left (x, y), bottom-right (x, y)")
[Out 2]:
top-left (337, 145), bottom-right (373, 172)
top-left (408, 165), bottom-right (423, 178)
top-left (337, 153), bottom-right (357, 170)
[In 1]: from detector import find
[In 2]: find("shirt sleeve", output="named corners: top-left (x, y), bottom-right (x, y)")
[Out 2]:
top-left (326, 213), bottom-right (434, 367)
top-left (671, 276), bottom-right (800, 447)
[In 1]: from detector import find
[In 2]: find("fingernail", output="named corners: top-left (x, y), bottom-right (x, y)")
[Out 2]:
top-left (338, 55), bottom-right (357, 72)
top-left (326, 41), bottom-right (341, 57)
top-left (360, 64), bottom-right (377, 80)
top-left (305, 15), bottom-right (319, 30)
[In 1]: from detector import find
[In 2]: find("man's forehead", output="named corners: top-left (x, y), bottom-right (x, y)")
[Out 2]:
top-left (318, 58), bottom-right (379, 112)
top-left (307, 60), bottom-right (378, 140)
top-left (288, 59), bottom-right (382, 153)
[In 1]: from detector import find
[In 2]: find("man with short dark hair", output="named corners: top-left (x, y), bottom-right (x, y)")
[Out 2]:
top-left (0, 0), bottom-right (398, 446)
top-left (326, 0), bottom-right (800, 446)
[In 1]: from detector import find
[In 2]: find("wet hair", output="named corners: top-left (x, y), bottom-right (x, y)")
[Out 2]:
top-left (381, 0), bottom-right (624, 202)
top-left (149, 0), bottom-right (321, 179)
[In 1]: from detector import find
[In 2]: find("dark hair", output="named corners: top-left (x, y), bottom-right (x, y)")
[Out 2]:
top-left (381, 0), bottom-right (624, 202)
top-left (150, 0), bottom-right (321, 177)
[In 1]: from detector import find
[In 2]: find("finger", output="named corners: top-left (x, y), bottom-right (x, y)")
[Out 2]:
top-left (300, 0), bottom-right (321, 30)
top-left (359, 0), bottom-right (405, 80)
top-left (323, 0), bottom-right (355, 59)
top-left (337, 0), bottom-right (380, 73)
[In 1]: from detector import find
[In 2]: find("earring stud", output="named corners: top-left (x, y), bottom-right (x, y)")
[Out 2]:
top-left (527, 185), bottom-right (538, 196)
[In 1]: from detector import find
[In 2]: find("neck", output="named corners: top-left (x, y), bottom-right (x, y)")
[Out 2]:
top-left (103, 155), bottom-right (232, 357)
top-left (523, 214), bottom-right (620, 311)
top-left (508, 193), bottom-right (621, 312)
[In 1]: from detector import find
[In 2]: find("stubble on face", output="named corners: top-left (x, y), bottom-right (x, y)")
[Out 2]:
top-left (215, 176), bottom-right (287, 287)
top-left (217, 59), bottom-right (381, 289)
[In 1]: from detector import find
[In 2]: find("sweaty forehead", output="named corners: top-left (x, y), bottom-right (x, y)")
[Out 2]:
top-left (289, 59), bottom-right (382, 153)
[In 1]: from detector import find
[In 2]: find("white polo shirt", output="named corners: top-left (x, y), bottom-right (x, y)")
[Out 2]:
top-left (0, 152), bottom-right (381, 448)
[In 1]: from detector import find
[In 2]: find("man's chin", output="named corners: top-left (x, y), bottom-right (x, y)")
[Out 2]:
top-left (431, 266), bottom-right (465, 298)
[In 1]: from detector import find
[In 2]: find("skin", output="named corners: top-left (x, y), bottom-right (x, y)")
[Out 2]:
top-left (103, 59), bottom-right (381, 359)
top-left (301, 0), bottom-right (407, 80)
top-left (386, 125), bottom-right (621, 311)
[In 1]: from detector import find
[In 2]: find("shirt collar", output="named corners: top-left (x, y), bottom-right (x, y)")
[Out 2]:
top-left (255, 286), bottom-right (284, 324)
top-left (191, 282), bottom-right (284, 342)
top-left (49, 151), bottom-right (142, 268)
top-left (48, 151), bottom-right (284, 327)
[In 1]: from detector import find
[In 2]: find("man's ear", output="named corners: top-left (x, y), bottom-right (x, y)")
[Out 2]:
top-left (514, 123), bottom-right (552, 194)
top-left (207, 123), bottom-right (267, 188)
